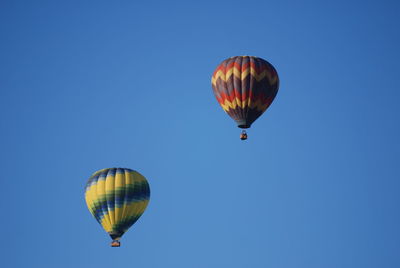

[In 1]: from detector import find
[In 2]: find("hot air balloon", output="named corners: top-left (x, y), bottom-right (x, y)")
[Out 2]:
top-left (211, 56), bottom-right (279, 140)
top-left (84, 168), bottom-right (150, 247)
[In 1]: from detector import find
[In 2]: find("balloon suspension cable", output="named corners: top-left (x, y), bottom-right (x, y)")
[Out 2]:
top-left (240, 130), bottom-right (248, 140)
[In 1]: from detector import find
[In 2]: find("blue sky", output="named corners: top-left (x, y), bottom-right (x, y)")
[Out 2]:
top-left (1, 1), bottom-right (399, 267)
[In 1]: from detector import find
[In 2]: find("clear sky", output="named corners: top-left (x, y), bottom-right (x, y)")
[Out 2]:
top-left (1, 1), bottom-right (399, 267)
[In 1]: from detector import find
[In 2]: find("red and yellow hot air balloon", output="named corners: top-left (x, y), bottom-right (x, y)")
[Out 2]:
top-left (211, 56), bottom-right (279, 140)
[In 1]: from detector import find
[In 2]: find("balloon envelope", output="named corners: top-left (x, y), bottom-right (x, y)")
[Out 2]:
top-left (85, 168), bottom-right (150, 241)
top-left (211, 56), bottom-right (279, 128)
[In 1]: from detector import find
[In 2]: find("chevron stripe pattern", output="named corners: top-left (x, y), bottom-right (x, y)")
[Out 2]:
top-left (211, 56), bottom-right (279, 128)
top-left (85, 168), bottom-right (150, 241)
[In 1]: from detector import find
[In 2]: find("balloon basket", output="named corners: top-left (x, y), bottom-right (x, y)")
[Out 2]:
top-left (240, 130), bottom-right (248, 140)
top-left (111, 240), bottom-right (121, 247)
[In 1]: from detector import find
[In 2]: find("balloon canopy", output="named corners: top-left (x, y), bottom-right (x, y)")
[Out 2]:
top-left (84, 168), bottom-right (150, 246)
top-left (211, 56), bottom-right (279, 130)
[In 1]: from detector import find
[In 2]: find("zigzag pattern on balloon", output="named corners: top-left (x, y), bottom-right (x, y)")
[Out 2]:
top-left (211, 56), bottom-right (279, 128)
top-left (213, 83), bottom-right (276, 109)
top-left (212, 77), bottom-right (274, 99)
top-left (218, 96), bottom-right (274, 112)
top-left (211, 66), bottom-right (278, 86)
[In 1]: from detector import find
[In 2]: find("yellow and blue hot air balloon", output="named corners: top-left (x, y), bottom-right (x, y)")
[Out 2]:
top-left (211, 56), bottom-right (279, 140)
top-left (84, 168), bottom-right (150, 247)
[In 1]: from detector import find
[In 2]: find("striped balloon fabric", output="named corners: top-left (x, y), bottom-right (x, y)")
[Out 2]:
top-left (211, 56), bottom-right (279, 128)
top-left (85, 168), bottom-right (150, 244)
